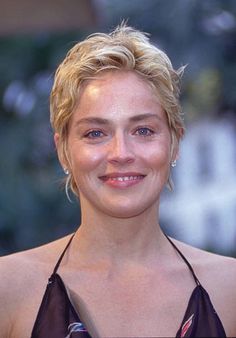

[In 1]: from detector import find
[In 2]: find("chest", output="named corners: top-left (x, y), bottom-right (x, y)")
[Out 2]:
top-left (10, 268), bottom-right (195, 338)
top-left (67, 274), bottom-right (194, 337)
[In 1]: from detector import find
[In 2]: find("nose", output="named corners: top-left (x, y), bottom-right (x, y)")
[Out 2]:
top-left (107, 132), bottom-right (135, 165)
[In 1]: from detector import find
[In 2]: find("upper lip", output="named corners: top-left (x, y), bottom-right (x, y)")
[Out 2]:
top-left (99, 172), bottom-right (146, 179)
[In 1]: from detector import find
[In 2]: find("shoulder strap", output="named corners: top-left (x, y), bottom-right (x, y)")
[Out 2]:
top-left (165, 234), bottom-right (200, 286)
top-left (52, 233), bottom-right (76, 275)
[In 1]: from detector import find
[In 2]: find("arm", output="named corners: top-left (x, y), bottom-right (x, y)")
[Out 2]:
top-left (220, 257), bottom-right (236, 337)
top-left (0, 256), bottom-right (16, 338)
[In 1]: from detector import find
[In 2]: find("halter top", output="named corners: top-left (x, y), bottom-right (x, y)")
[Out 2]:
top-left (31, 234), bottom-right (226, 338)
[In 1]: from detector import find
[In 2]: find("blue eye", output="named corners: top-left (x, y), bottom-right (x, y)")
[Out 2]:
top-left (85, 130), bottom-right (104, 138)
top-left (136, 127), bottom-right (154, 136)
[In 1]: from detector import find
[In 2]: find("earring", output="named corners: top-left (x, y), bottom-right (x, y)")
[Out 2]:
top-left (64, 168), bottom-right (69, 175)
top-left (171, 160), bottom-right (177, 168)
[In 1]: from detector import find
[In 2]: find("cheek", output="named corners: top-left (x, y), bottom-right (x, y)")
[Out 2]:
top-left (69, 145), bottom-right (105, 174)
top-left (139, 141), bottom-right (171, 169)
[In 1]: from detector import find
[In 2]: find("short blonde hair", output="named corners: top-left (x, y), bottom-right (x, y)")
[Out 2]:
top-left (50, 23), bottom-right (185, 196)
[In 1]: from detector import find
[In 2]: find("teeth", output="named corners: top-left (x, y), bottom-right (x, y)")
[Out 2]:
top-left (110, 176), bottom-right (141, 181)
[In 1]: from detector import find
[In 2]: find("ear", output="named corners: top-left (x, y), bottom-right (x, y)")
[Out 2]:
top-left (54, 133), bottom-right (69, 171)
top-left (54, 132), bottom-right (60, 149)
top-left (172, 144), bottom-right (179, 162)
top-left (170, 133), bottom-right (180, 163)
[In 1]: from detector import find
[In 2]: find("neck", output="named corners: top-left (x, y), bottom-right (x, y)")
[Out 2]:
top-left (72, 199), bottom-right (166, 266)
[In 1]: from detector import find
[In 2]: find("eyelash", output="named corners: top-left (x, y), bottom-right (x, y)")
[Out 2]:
top-left (83, 127), bottom-right (155, 139)
top-left (84, 130), bottom-right (105, 139)
top-left (134, 127), bottom-right (155, 137)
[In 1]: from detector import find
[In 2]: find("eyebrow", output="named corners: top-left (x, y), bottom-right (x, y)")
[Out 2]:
top-left (75, 113), bottom-right (162, 127)
top-left (75, 117), bottom-right (110, 126)
top-left (129, 113), bottom-right (162, 122)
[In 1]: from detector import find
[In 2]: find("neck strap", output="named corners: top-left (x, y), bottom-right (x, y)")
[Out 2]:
top-left (52, 232), bottom-right (76, 275)
top-left (165, 234), bottom-right (200, 286)
top-left (52, 232), bottom-right (200, 286)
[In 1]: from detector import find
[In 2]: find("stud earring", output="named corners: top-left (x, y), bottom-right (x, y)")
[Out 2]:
top-left (171, 160), bottom-right (177, 168)
top-left (64, 168), bottom-right (69, 175)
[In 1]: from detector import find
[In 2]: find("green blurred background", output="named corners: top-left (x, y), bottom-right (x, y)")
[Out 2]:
top-left (0, 0), bottom-right (236, 256)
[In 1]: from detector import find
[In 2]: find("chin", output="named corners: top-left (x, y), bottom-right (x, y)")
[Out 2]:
top-left (98, 198), bottom-right (157, 219)
top-left (81, 192), bottom-right (160, 219)
top-left (104, 208), bottom-right (145, 219)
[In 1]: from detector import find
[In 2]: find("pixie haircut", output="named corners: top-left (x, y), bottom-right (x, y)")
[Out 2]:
top-left (50, 23), bottom-right (185, 196)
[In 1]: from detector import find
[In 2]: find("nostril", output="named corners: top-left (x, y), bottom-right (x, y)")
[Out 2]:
top-left (107, 137), bottom-right (135, 164)
top-left (108, 156), bottom-right (135, 164)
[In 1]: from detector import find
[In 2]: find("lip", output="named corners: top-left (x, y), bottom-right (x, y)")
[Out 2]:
top-left (99, 172), bottom-right (146, 188)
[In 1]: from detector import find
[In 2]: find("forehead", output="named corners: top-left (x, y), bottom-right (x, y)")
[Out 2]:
top-left (71, 70), bottom-right (167, 125)
top-left (81, 70), bottom-right (156, 100)
top-left (69, 71), bottom-right (169, 134)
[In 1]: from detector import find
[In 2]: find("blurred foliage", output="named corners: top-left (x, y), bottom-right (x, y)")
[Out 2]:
top-left (0, 0), bottom-right (236, 255)
top-left (0, 33), bottom-right (89, 254)
top-left (105, 0), bottom-right (236, 119)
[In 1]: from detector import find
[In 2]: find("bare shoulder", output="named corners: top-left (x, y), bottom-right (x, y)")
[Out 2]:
top-left (0, 234), bottom-right (72, 292)
top-left (173, 238), bottom-right (236, 286)
top-left (0, 235), bottom-right (71, 338)
top-left (172, 238), bottom-right (236, 336)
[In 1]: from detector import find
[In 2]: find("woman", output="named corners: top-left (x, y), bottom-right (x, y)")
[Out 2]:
top-left (0, 24), bottom-right (235, 338)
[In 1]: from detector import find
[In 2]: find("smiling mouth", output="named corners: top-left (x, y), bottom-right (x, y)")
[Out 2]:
top-left (99, 174), bottom-right (146, 187)
top-left (102, 175), bottom-right (144, 182)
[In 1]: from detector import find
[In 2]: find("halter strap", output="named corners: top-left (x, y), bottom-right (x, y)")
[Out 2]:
top-left (165, 234), bottom-right (200, 286)
top-left (52, 232), bottom-right (76, 275)
top-left (51, 231), bottom-right (200, 285)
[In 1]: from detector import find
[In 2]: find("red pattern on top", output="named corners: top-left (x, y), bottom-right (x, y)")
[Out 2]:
top-left (180, 314), bottom-right (194, 337)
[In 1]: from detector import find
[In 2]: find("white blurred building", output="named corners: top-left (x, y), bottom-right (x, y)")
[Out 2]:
top-left (160, 118), bottom-right (236, 254)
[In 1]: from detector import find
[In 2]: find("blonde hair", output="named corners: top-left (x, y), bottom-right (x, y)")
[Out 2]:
top-left (50, 23), bottom-right (185, 196)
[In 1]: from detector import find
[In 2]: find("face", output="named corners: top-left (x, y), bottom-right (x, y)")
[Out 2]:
top-left (56, 71), bottom-right (178, 218)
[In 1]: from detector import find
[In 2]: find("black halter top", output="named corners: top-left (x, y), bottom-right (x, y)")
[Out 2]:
top-left (31, 234), bottom-right (226, 338)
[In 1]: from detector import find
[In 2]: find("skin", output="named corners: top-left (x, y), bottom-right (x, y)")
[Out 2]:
top-left (0, 71), bottom-right (236, 338)
top-left (63, 71), bottom-right (177, 219)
